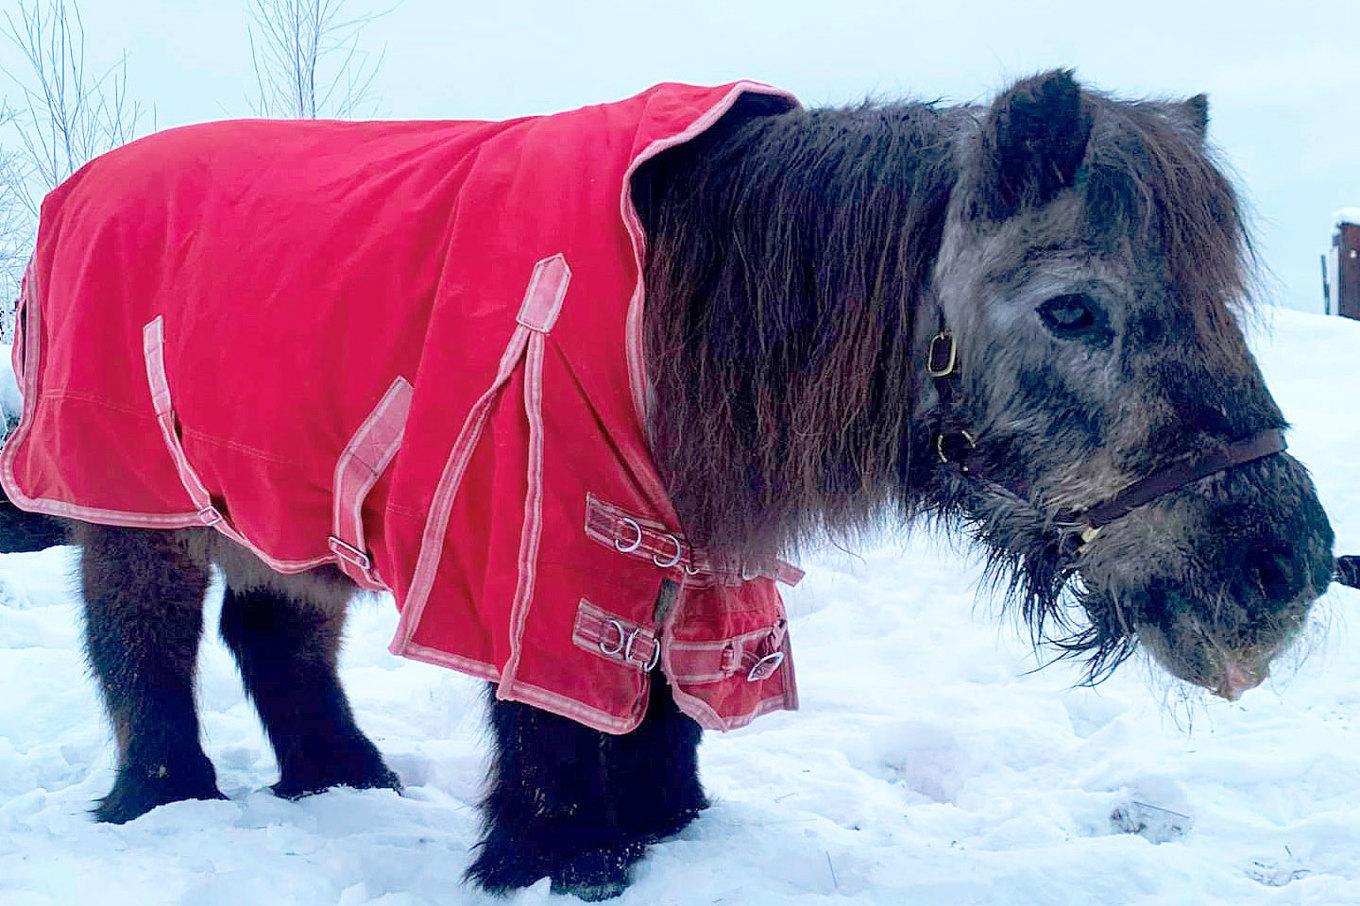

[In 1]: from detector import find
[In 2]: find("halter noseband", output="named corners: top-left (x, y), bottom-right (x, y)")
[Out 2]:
top-left (925, 325), bottom-right (1289, 553)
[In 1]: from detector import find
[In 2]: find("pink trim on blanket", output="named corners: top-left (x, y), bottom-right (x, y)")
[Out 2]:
top-left (388, 325), bottom-right (530, 655)
top-left (0, 292), bottom-right (225, 525)
top-left (660, 573), bottom-right (800, 730)
top-left (330, 376), bottom-right (413, 591)
top-left (144, 317), bottom-right (229, 526)
top-left (515, 253), bottom-right (571, 334)
top-left (500, 255), bottom-right (572, 695)
top-left (399, 641), bottom-right (645, 734)
top-left (0, 297), bottom-right (348, 572)
top-left (0, 259), bottom-right (172, 523)
top-left (619, 82), bottom-right (800, 435)
top-left (495, 329), bottom-right (549, 701)
top-left (393, 253), bottom-right (571, 663)
top-left (140, 317), bottom-right (335, 573)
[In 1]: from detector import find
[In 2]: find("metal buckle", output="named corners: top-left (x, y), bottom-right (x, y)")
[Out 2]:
top-left (653, 533), bottom-right (683, 569)
top-left (327, 536), bottom-right (372, 572)
top-left (599, 619), bottom-right (627, 656)
top-left (927, 331), bottom-right (958, 377)
top-left (614, 517), bottom-right (643, 554)
top-left (747, 650), bottom-right (786, 682)
top-left (623, 629), bottom-right (662, 672)
top-left (934, 430), bottom-right (976, 464)
top-left (197, 505), bottom-right (223, 527)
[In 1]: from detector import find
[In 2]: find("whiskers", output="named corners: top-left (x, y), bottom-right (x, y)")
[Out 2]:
top-left (934, 471), bottom-right (1141, 684)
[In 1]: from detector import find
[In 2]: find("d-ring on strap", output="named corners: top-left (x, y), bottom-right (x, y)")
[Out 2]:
top-left (926, 317), bottom-right (1291, 547)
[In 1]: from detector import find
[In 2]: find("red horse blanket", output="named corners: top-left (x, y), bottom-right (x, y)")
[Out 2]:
top-left (3, 82), bottom-right (803, 734)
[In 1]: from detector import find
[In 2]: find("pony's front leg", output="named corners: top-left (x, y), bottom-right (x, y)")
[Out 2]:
top-left (75, 524), bottom-right (224, 823)
top-left (467, 678), bottom-right (706, 901)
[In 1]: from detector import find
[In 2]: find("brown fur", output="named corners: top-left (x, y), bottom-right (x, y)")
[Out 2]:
top-left (15, 70), bottom-right (1338, 899)
top-left (636, 97), bottom-right (964, 561)
top-left (72, 523), bottom-right (221, 821)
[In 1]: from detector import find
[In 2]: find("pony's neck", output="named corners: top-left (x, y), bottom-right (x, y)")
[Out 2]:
top-left (636, 100), bottom-right (962, 561)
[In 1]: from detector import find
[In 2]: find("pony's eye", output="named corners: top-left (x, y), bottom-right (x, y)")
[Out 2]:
top-left (1037, 293), bottom-right (1100, 338)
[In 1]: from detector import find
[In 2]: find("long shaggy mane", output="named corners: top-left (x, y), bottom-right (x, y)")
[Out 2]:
top-left (633, 79), bottom-right (1258, 681)
top-left (635, 96), bottom-right (959, 561)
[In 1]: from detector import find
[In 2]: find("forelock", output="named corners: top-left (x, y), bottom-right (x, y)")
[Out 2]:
top-left (1077, 95), bottom-right (1256, 321)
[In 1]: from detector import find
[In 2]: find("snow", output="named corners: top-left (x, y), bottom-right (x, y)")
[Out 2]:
top-left (1337, 208), bottom-right (1360, 227)
top-left (2, 307), bottom-right (1359, 905)
top-left (0, 344), bottom-right (19, 424)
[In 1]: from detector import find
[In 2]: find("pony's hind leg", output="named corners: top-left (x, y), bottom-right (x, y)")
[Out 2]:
top-left (614, 677), bottom-right (708, 844)
top-left (467, 678), bottom-right (707, 902)
top-left (467, 690), bottom-right (641, 900)
top-left (218, 581), bottom-right (400, 799)
top-left (75, 523), bottom-right (223, 823)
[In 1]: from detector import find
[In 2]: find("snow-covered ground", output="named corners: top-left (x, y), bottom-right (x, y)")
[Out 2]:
top-left (1, 308), bottom-right (1357, 905)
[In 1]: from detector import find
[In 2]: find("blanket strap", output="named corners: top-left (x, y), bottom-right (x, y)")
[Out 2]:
top-left (330, 377), bottom-right (413, 591)
top-left (583, 494), bottom-right (804, 587)
top-left (496, 254), bottom-right (572, 699)
top-left (142, 317), bottom-right (253, 547)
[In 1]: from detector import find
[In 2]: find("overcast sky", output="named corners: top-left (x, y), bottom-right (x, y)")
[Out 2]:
top-left (7, 0), bottom-right (1357, 311)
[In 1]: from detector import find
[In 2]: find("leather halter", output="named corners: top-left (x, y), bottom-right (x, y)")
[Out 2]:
top-left (925, 326), bottom-right (1289, 552)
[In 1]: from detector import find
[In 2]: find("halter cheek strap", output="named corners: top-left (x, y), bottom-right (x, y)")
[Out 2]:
top-left (925, 324), bottom-right (1289, 551)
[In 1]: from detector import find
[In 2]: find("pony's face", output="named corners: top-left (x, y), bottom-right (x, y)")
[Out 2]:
top-left (930, 71), bottom-right (1334, 697)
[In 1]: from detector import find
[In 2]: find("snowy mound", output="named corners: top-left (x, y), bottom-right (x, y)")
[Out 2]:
top-left (1, 309), bottom-right (1358, 904)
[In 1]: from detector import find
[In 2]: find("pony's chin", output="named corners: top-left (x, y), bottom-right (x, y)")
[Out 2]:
top-left (1133, 618), bottom-right (1278, 701)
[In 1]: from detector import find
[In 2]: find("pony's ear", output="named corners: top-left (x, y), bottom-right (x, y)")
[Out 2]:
top-left (1176, 93), bottom-right (1209, 142)
top-left (977, 69), bottom-right (1094, 220)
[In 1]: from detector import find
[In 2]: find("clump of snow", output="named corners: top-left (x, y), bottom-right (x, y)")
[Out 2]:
top-left (1337, 208), bottom-right (1360, 227)
top-left (1, 308), bottom-right (1358, 904)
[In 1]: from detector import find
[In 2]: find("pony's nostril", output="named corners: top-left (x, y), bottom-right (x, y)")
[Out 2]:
top-left (1245, 541), bottom-right (1301, 602)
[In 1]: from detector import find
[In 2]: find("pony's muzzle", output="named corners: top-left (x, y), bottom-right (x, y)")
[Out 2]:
top-left (1212, 658), bottom-right (1267, 701)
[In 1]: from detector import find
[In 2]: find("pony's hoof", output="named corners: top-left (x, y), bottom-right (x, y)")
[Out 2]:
top-left (270, 767), bottom-right (402, 801)
top-left (271, 735), bottom-right (401, 800)
top-left (93, 759), bottom-right (226, 824)
top-left (548, 843), bottom-right (645, 901)
top-left (466, 835), bottom-right (644, 900)
top-left (633, 796), bottom-right (709, 843)
top-left (549, 877), bottom-right (629, 902)
top-left (465, 838), bottom-right (550, 895)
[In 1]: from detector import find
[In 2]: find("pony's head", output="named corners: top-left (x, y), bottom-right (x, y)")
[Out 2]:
top-left (930, 70), bottom-right (1334, 697)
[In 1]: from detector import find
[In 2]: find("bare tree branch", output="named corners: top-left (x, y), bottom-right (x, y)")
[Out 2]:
top-left (0, 0), bottom-right (150, 340)
top-left (247, 0), bottom-right (385, 119)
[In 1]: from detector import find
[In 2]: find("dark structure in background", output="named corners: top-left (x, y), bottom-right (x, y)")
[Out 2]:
top-left (1335, 214), bottom-right (1360, 320)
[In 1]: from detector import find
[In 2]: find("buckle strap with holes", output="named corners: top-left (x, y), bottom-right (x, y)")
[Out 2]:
top-left (667, 619), bottom-right (790, 684)
top-left (572, 600), bottom-right (661, 672)
top-left (584, 494), bottom-right (802, 587)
